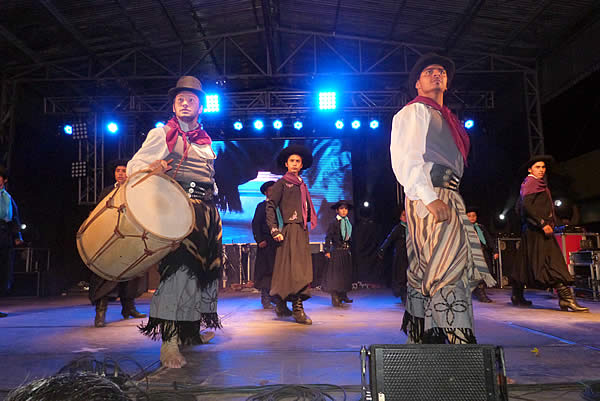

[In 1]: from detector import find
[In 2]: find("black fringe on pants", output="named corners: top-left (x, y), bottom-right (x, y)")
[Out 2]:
top-left (402, 311), bottom-right (477, 344)
top-left (139, 313), bottom-right (222, 345)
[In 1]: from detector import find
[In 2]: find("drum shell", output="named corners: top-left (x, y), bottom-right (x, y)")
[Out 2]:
top-left (76, 173), bottom-right (194, 282)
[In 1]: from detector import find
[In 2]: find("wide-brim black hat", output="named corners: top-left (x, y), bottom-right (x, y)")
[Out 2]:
top-left (331, 200), bottom-right (354, 210)
top-left (260, 181), bottom-right (277, 195)
top-left (521, 154), bottom-right (554, 172)
top-left (466, 206), bottom-right (480, 214)
top-left (168, 76), bottom-right (205, 102)
top-left (408, 53), bottom-right (456, 98)
top-left (108, 159), bottom-right (129, 173)
top-left (276, 145), bottom-right (313, 170)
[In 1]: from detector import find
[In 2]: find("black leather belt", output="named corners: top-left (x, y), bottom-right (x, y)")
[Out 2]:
top-left (430, 164), bottom-right (460, 191)
top-left (179, 181), bottom-right (214, 200)
top-left (335, 242), bottom-right (351, 250)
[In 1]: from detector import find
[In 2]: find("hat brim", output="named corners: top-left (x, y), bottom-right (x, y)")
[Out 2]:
top-left (408, 53), bottom-right (456, 98)
top-left (277, 145), bottom-right (313, 171)
top-left (521, 155), bottom-right (555, 172)
top-left (331, 201), bottom-right (353, 210)
top-left (168, 87), bottom-right (205, 103)
top-left (260, 181), bottom-right (277, 195)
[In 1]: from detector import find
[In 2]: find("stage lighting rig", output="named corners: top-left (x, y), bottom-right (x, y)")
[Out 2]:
top-left (205, 94), bottom-right (220, 113)
top-left (70, 121), bottom-right (88, 140)
top-left (106, 122), bottom-right (119, 135)
top-left (293, 121), bottom-right (303, 130)
top-left (370, 120), bottom-right (379, 129)
top-left (464, 119), bottom-right (475, 129)
top-left (351, 120), bottom-right (361, 129)
top-left (71, 161), bottom-right (87, 178)
top-left (253, 120), bottom-right (264, 130)
top-left (233, 121), bottom-right (244, 131)
top-left (273, 120), bottom-right (283, 130)
top-left (318, 92), bottom-right (337, 110)
top-left (335, 120), bottom-right (344, 129)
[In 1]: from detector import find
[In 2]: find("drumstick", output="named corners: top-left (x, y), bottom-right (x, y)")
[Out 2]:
top-left (131, 159), bottom-right (173, 188)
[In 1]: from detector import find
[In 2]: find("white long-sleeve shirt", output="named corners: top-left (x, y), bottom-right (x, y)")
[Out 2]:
top-left (390, 102), bottom-right (463, 206)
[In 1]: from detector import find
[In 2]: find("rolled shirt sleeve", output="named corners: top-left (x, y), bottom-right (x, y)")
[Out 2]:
top-left (127, 128), bottom-right (170, 176)
top-left (390, 103), bottom-right (438, 205)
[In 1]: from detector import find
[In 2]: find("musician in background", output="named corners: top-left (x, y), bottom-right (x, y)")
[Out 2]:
top-left (88, 160), bottom-right (147, 327)
top-left (466, 206), bottom-right (496, 303)
top-left (128, 76), bottom-right (222, 368)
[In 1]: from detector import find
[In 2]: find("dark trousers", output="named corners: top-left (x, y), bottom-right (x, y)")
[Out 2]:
top-left (0, 226), bottom-right (14, 295)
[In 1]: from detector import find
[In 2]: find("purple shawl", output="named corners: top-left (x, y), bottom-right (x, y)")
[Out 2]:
top-left (282, 172), bottom-right (317, 230)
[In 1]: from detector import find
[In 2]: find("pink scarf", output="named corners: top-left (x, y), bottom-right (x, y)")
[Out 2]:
top-left (407, 96), bottom-right (470, 166)
top-left (282, 172), bottom-right (317, 230)
top-left (164, 117), bottom-right (212, 153)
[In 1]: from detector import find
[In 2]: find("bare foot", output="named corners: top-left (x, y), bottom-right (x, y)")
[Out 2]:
top-left (200, 331), bottom-right (215, 344)
top-left (160, 340), bottom-right (187, 368)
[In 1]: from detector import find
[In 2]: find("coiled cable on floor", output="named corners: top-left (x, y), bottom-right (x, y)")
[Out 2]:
top-left (245, 384), bottom-right (347, 401)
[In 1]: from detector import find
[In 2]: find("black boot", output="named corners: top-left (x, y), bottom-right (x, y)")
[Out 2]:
top-left (511, 285), bottom-right (532, 306)
top-left (339, 292), bottom-right (353, 303)
top-left (331, 293), bottom-right (342, 307)
top-left (473, 283), bottom-right (493, 303)
top-left (556, 284), bottom-right (589, 312)
top-left (0, 311), bottom-right (7, 318)
top-left (274, 298), bottom-right (293, 317)
top-left (292, 297), bottom-right (312, 325)
top-left (261, 289), bottom-right (274, 309)
top-left (120, 298), bottom-right (147, 319)
top-left (94, 297), bottom-right (108, 327)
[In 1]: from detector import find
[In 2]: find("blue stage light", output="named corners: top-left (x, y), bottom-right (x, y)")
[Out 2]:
top-left (370, 120), bottom-right (379, 129)
top-left (351, 120), bottom-right (361, 129)
top-left (233, 121), bottom-right (243, 131)
top-left (464, 119), bottom-right (475, 129)
top-left (204, 94), bottom-right (220, 113)
top-left (253, 119), bottom-right (264, 130)
top-left (273, 120), bottom-right (283, 130)
top-left (335, 120), bottom-right (344, 129)
top-left (155, 121), bottom-right (165, 128)
top-left (319, 92), bottom-right (337, 110)
top-left (63, 124), bottom-right (73, 135)
top-left (107, 122), bottom-right (119, 134)
top-left (293, 121), bottom-right (303, 130)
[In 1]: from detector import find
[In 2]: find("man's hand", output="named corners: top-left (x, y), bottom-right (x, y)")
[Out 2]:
top-left (149, 159), bottom-right (172, 173)
top-left (258, 240), bottom-right (268, 248)
top-left (273, 234), bottom-right (284, 242)
top-left (426, 199), bottom-right (451, 223)
top-left (325, 252), bottom-right (331, 259)
top-left (542, 225), bottom-right (554, 236)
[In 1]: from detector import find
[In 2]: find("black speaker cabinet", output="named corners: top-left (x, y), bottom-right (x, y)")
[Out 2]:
top-left (368, 344), bottom-right (508, 401)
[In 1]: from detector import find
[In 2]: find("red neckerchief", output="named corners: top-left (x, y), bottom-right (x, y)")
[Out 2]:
top-left (282, 172), bottom-right (317, 230)
top-left (164, 117), bottom-right (212, 154)
top-left (407, 96), bottom-right (470, 166)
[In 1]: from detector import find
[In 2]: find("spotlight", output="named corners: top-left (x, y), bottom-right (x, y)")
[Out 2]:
top-left (351, 120), bottom-right (361, 129)
top-left (499, 213), bottom-right (505, 221)
top-left (363, 201), bottom-right (370, 207)
top-left (253, 119), bottom-right (264, 130)
top-left (71, 122), bottom-right (88, 140)
top-left (369, 120), bottom-right (379, 129)
top-left (155, 121), bottom-right (165, 128)
top-left (71, 161), bottom-right (87, 178)
top-left (107, 122), bottom-right (119, 134)
top-left (318, 92), bottom-right (337, 110)
top-left (20, 224), bottom-right (27, 230)
top-left (63, 124), bottom-right (73, 135)
top-left (464, 119), bottom-right (475, 129)
top-left (204, 94), bottom-right (220, 113)
top-left (554, 199), bottom-right (563, 207)
top-left (273, 120), bottom-right (283, 130)
top-left (293, 121), bottom-right (303, 130)
top-left (233, 121), bottom-right (243, 131)
top-left (335, 120), bottom-right (344, 129)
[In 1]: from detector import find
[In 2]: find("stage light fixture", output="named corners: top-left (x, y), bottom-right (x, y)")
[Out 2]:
top-left (71, 122), bottom-right (88, 140)
top-left (253, 119), bottom-right (264, 130)
top-left (107, 122), bottom-right (119, 134)
top-left (273, 120), bottom-right (283, 130)
top-left (554, 199), bottom-right (563, 207)
top-left (351, 120), bottom-right (361, 129)
top-left (233, 121), bottom-right (243, 131)
top-left (293, 121), bottom-right (303, 130)
top-left (363, 201), bottom-right (370, 207)
top-left (204, 94), bottom-right (220, 113)
top-left (319, 92), bottom-right (337, 110)
top-left (464, 119), bottom-right (475, 129)
top-left (335, 120), bottom-right (344, 129)
top-left (71, 161), bottom-right (87, 178)
top-left (155, 121), bottom-right (165, 128)
top-left (63, 124), bottom-right (73, 135)
top-left (370, 120), bottom-right (379, 129)
top-left (499, 213), bottom-right (505, 221)
top-left (20, 224), bottom-right (27, 230)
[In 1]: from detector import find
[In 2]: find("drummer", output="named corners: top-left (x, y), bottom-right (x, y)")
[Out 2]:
top-left (88, 159), bottom-right (147, 327)
top-left (128, 76), bottom-right (222, 369)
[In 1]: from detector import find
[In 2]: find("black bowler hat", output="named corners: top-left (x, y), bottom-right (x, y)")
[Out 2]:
top-left (168, 76), bottom-right (205, 102)
top-left (466, 206), bottom-right (480, 215)
top-left (260, 181), bottom-right (276, 195)
top-left (276, 144), bottom-right (313, 171)
top-left (331, 200), bottom-right (353, 210)
top-left (108, 159), bottom-right (129, 174)
top-left (520, 154), bottom-right (554, 173)
top-left (408, 53), bottom-right (456, 98)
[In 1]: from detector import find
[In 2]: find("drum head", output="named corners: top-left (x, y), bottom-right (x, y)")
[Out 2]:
top-left (125, 172), bottom-right (194, 239)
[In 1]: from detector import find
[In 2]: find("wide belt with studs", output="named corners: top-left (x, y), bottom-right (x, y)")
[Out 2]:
top-left (430, 164), bottom-right (460, 191)
top-left (178, 181), bottom-right (214, 200)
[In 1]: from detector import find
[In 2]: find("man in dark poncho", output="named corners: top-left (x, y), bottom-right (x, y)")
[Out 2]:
top-left (511, 155), bottom-right (588, 312)
top-left (266, 145), bottom-right (316, 325)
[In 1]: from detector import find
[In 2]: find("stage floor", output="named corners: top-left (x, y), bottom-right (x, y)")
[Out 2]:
top-left (1, 288), bottom-right (599, 400)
